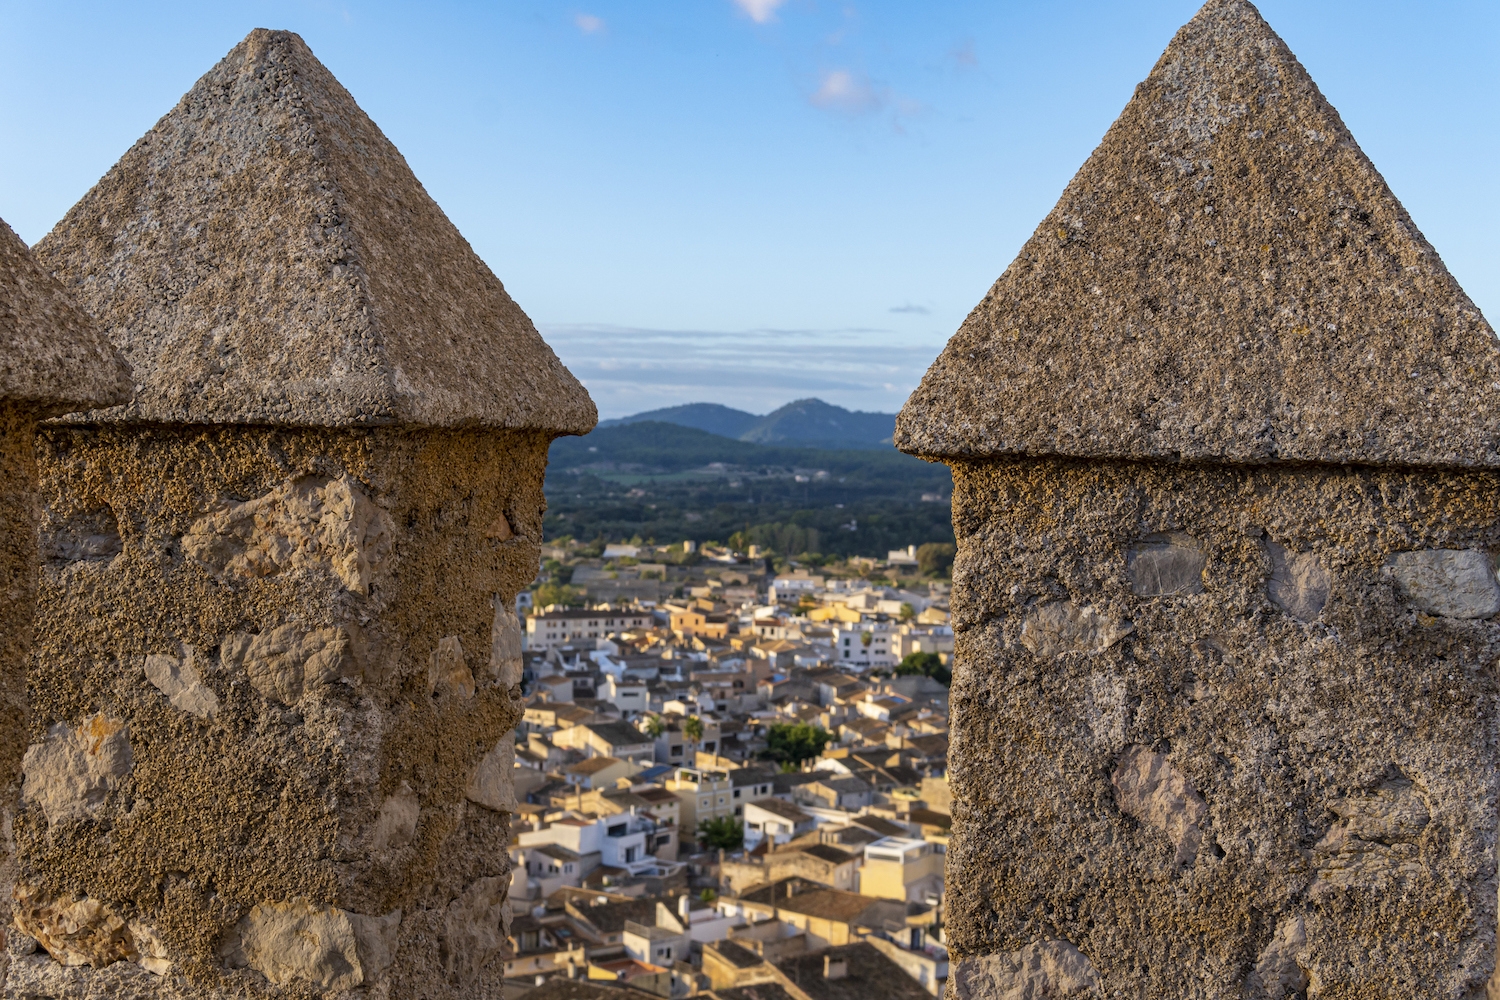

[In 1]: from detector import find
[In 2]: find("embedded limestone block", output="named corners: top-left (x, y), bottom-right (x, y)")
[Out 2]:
top-left (439, 877), bottom-right (509, 985)
top-left (1311, 777), bottom-right (1430, 897)
top-left (1020, 601), bottom-right (1131, 659)
top-left (143, 647), bottom-right (220, 719)
top-left (12, 886), bottom-right (169, 975)
top-left (466, 739), bottom-right (518, 814)
top-left (486, 513), bottom-right (514, 541)
top-left (490, 604), bottom-right (524, 686)
top-left (1111, 746), bottom-right (1208, 866)
top-left (1266, 542), bottom-right (1331, 622)
top-left (39, 506), bottom-right (122, 568)
top-left (183, 473), bottom-right (394, 595)
top-left (222, 624), bottom-right (359, 705)
top-left (948, 941), bottom-right (1101, 1000)
top-left (1244, 917), bottom-right (1309, 999)
top-left (221, 901), bottom-right (363, 991)
top-left (370, 782), bottom-right (421, 853)
top-left (349, 909), bottom-right (402, 983)
top-left (1126, 533), bottom-right (1207, 597)
top-left (1387, 549), bottom-right (1500, 619)
top-left (429, 635), bottom-right (476, 699)
top-left (20, 715), bottom-right (132, 826)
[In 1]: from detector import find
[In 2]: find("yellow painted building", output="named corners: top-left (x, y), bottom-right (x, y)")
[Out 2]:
top-left (860, 838), bottom-right (945, 903)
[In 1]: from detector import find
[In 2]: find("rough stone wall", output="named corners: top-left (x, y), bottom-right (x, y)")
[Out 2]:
top-left (943, 456), bottom-right (1499, 999)
top-left (0, 406), bottom-right (38, 958)
top-left (8, 424), bottom-right (540, 998)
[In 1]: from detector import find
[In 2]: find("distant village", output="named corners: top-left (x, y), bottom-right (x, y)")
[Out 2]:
top-left (505, 538), bottom-right (954, 1000)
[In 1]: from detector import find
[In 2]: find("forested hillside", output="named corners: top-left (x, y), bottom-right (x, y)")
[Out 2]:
top-left (544, 421), bottom-right (953, 558)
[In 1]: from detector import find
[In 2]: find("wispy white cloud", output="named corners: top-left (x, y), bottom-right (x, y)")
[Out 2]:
top-left (810, 69), bottom-right (883, 114)
top-left (538, 323), bottom-right (944, 420)
top-left (574, 13), bottom-right (604, 34)
top-left (733, 0), bottom-right (788, 25)
top-left (889, 303), bottom-right (930, 315)
top-left (951, 39), bottom-right (977, 68)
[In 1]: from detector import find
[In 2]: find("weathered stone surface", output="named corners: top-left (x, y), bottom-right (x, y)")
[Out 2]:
top-left (1387, 549), bottom-right (1500, 619)
top-left (895, 0), bottom-right (1500, 468)
top-left (13, 887), bottom-right (132, 969)
top-left (466, 739), bottom-right (518, 814)
top-left (182, 473), bottom-right (393, 595)
top-left (1311, 777), bottom-right (1429, 897)
top-left (931, 459), bottom-right (1500, 996)
top-left (898, 2), bottom-right (1500, 994)
top-left (1266, 541), bottom-right (1330, 622)
top-left (21, 425), bottom-right (535, 998)
top-left (0, 221), bottom-right (129, 991)
top-left (1019, 601), bottom-right (1131, 659)
top-left (20, 715), bottom-right (133, 826)
top-left (370, 782), bottom-right (420, 852)
top-left (439, 877), bottom-right (508, 985)
top-left (0, 218), bottom-right (130, 415)
top-left (1126, 533), bottom-right (1206, 597)
top-left (31, 31), bottom-right (595, 434)
top-left (221, 624), bottom-right (358, 705)
top-left (39, 506), bottom-right (121, 568)
top-left (221, 900), bottom-right (362, 991)
top-left (490, 605), bottom-right (524, 686)
top-left (1244, 917), bottom-right (1308, 998)
top-left (143, 648), bottom-right (219, 719)
top-left (14, 24), bottom-right (581, 1000)
top-left (1112, 746), bottom-right (1208, 866)
top-left (948, 941), bottom-right (1100, 999)
top-left (349, 908), bottom-right (401, 982)
top-left (429, 635), bottom-right (476, 699)
top-left (12, 886), bottom-right (168, 975)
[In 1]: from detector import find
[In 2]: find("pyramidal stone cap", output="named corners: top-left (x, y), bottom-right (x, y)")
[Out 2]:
top-left (0, 218), bottom-right (130, 416)
top-left (35, 28), bottom-right (596, 433)
top-left (897, 0), bottom-right (1499, 468)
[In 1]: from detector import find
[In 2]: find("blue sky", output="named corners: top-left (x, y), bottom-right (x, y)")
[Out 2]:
top-left (2, 1), bottom-right (1495, 419)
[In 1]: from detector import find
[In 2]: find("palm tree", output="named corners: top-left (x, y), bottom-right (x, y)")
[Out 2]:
top-left (643, 715), bottom-right (666, 738)
top-left (684, 716), bottom-right (705, 743)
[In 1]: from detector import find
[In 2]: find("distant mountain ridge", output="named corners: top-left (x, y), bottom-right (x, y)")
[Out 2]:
top-left (598, 403), bottom-right (760, 439)
top-left (598, 398), bottom-right (896, 450)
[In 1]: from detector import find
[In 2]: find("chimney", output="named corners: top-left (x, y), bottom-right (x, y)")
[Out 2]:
top-left (679, 894), bottom-right (692, 921)
top-left (824, 955), bottom-right (847, 980)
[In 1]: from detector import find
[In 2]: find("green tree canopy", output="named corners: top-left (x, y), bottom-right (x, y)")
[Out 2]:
top-left (763, 722), bottom-right (831, 765)
top-left (917, 542), bottom-right (956, 578)
top-left (534, 583), bottom-right (585, 608)
top-left (697, 816), bottom-right (743, 851)
top-left (895, 651), bottom-right (951, 686)
top-left (684, 716), bottom-right (705, 742)
top-left (643, 715), bottom-right (666, 738)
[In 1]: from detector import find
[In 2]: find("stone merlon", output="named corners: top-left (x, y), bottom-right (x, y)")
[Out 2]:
top-left (33, 28), bottom-right (596, 435)
top-left (0, 219), bottom-right (129, 415)
top-left (896, 0), bottom-right (1497, 468)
